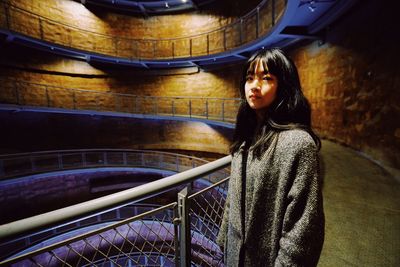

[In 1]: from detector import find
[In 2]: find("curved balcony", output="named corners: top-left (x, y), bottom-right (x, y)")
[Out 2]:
top-left (0, 0), bottom-right (288, 68)
top-left (79, 0), bottom-right (218, 15)
top-left (0, 0), bottom-right (360, 69)
top-left (0, 79), bottom-right (241, 123)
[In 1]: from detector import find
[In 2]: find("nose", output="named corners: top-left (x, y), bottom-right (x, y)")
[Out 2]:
top-left (251, 79), bottom-right (262, 91)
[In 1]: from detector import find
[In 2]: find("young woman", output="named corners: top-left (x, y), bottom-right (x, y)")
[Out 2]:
top-left (217, 48), bottom-right (324, 266)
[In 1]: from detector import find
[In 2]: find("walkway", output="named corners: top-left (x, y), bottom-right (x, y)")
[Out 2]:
top-left (319, 140), bottom-right (399, 267)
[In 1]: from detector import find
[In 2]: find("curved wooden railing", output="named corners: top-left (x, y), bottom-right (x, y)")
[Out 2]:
top-left (0, 79), bottom-right (241, 122)
top-left (0, 0), bottom-right (286, 59)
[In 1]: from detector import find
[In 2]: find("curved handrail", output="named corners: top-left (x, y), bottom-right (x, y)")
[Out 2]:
top-left (0, 0), bottom-right (286, 59)
top-left (0, 154), bottom-right (232, 242)
top-left (0, 148), bottom-right (229, 180)
top-left (0, 79), bottom-right (241, 123)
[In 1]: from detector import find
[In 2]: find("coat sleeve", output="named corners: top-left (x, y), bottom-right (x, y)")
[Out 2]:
top-left (216, 187), bottom-right (230, 248)
top-left (274, 140), bottom-right (325, 267)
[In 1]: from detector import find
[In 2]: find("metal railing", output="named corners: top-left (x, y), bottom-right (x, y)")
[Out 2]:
top-left (0, 155), bottom-right (232, 266)
top-left (0, 0), bottom-right (286, 59)
top-left (0, 79), bottom-right (241, 123)
top-left (0, 149), bottom-right (226, 180)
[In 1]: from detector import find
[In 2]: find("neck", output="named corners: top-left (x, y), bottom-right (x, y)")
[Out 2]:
top-left (255, 109), bottom-right (266, 125)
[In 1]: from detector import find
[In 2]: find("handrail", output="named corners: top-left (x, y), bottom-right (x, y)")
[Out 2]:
top-left (0, 0), bottom-right (286, 59)
top-left (1, 79), bottom-right (241, 122)
top-left (0, 155), bottom-right (232, 242)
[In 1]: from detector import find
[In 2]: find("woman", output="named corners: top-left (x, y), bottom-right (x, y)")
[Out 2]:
top-left (216, 48), bottom-right (324, 266)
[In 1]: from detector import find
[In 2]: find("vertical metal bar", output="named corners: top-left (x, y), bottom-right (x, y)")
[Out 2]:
top-left (189, 38), bottom-right (192, 57)
top-left (39, 18), bottom-right (44, 40)
top-left (178, 186), bottom-right (191, 267)
top-left (272, 0), bottom-right (276, 26)
top-left (240, 19), bottom-right (243, 44)
top-left (96, 94), bottom-right (100, 111)
top-left (45, 86), bottom-right (50, 107)
top-left (58, 154), bottom-right (63, 169)
top-left (30, 156), bottom-right (36, 172)
top-left (206, 34), bottom-right (209, 54)
top-left (153, 40), bottom-right (156, 58)
top-left (4, 2), bottom-right (10, 29)
top-left (72, 90), bottom-right (76, 110)
top-left (115, 94), bottom-right (120, 112)
top-left (205, 100), bottom-right (208, 119)
top-left (0, 160), bottom-right (4, 178)
top-left (103, 152), bottom-right (108, 165)
top-left (14, 81), bottom-right (20, 105)
top-left (82, 153), bottom-right (87, 167)
top-left (223, 28), bottom-right (227, 51)
top-left (222, 100), bottom-right (225, 121)
top-left (173, 204), bottom-right (180, 267)
top-left (123, 152), bottom-right (127, 165)
top-left (189, 100), bottom-right (192, 118)
top-left (256, 7), bottom-right (260, 38)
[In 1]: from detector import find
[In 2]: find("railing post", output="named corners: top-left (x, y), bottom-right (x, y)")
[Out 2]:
top-left (240, 19), bottom-right (243, 44)
top-left (272, 0), bottom-right (276, 26)
top-left (205, 100), bottom-right (208, 119)
top-left (153, 40), bottom-right (156, 58)
top-left (222, 100), bottom-right (225, 121)
top-left (178, 186), bottom-right (192, 267)
top-left (189, 100), bottom-right (192, 118)
top-left (30, 156), bottom-right (36, 172)
top-left (223, 28), bottom-right (227, 51)
top-left (103, 152), bottom-right (108, 165)
top-left (14, 81), bottom-right (20, 105)
top-left (123, 152), bottom-right (127, 165)
top-left (96, 94), bottom-right (100, 111)
top-left (39, 18), bottom-right (44, 40)
top-left (115, 94), bottom-right (120, 112)
top-left (206, 34), bottom-right (210, 55)
top-left (189, 38), bottom-right (192, 57)
top-left (45, 86), bottom-right (50, 107)
top-left (256, 7), bottom-right (260, 38)
top-left (58, 154), bottom-right (63, 169)
top-left (82, 153), bottom-right (87, 167)
top-left (72, 90), bottom-right (76, 110)
top-left (4, 2), bottom-right (10, 29)
top-left (0, 159), bottom-right (4, 178)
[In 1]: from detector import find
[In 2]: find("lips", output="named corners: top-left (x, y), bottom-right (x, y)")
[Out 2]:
top-left (249, 94), bottom-right (260, 100)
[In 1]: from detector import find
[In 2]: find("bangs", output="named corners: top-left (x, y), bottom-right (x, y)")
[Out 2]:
top-left (246, 52), bottom-right (280, 76)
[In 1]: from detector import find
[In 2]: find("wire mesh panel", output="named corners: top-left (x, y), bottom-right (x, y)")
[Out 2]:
top-left (188, 177), bottom-right (229, 266)
top-left (2, 204), bottom-right (178, 267)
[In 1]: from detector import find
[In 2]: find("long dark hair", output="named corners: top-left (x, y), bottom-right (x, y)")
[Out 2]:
top-left (230, 48), bottom-right (320, 156)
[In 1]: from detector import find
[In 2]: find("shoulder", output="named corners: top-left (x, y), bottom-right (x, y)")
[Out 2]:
top-left (276, 129), bottom-right (317, 154)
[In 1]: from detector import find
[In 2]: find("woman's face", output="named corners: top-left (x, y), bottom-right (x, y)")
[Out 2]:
top-left (245, 59), bottom-right (278, 114)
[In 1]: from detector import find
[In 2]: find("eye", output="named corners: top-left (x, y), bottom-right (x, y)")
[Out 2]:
top-left (263, 76), bottom-right (273, 81)
top-left (246, 75), bottom-right (254, 81)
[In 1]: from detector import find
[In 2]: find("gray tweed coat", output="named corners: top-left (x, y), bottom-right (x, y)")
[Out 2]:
top-left (217, 129), bottom-right (324, 267)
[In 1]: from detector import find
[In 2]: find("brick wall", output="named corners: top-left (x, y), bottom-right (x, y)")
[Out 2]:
top-left (290, 0), bottom-right (399, 171)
